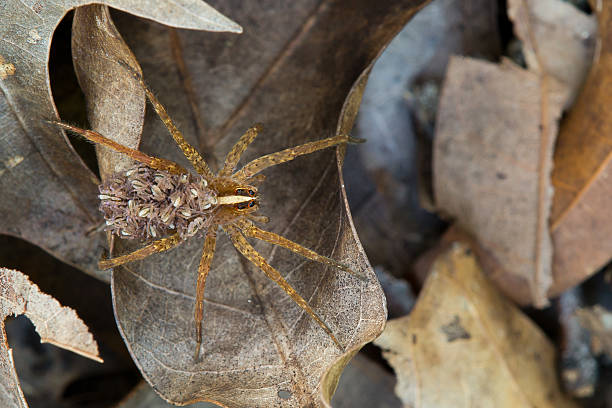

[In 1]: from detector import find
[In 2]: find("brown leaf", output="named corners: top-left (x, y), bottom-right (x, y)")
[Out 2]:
top-left (0, 0), bottom-right (241, 280)
top-left (433, 56), bottom-right (565, 307)
top-left (549, 2), bottom-right (612, 295)
top-left (508, 0), bottom-right (596, 107)
top-left (0, 267), bottom-right (101, 408)
top-left (70, 1), bottom-right (430, 406)
top-left (375, 244), bottom-right (576, 408)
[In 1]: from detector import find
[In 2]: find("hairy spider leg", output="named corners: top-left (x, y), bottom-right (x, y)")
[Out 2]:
top-left (194, 227), bottom-right (218, 360)
top-left (233, 134), bottom-right (365, 181)
top-left (119, 61), bottom-right (214, 179)
top-left (218, 124), bottom-right (263, 177)
top-left (99, 233), bottom-right (182, 270)
top-left (235, 219), bottom-right (366, 282)
top-left (224, 224), bottom-right (343, 350)
top-left (52, 122), bottom-right (187, 175)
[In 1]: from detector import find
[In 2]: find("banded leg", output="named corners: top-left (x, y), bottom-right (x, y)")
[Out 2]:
top-left (52, 122), bottom-right (187, 175)
top-left (194, 227), bottom-right (218, 360)
top-left (99, 233), bottom-right (182, 270)
top-left (233, 134), bottom-right (365, 181)
top-left (224, 225), bottom-right (343, 350)
top-left (235, 219), bottom-right (366, 281)
top-left (218, 124), bottom-right (262, 177)
top-left (118, 61), bottom-right (214, 179)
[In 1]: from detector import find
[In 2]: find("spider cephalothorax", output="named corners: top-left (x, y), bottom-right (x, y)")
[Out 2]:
top-left (54, 66), bottom-right (365, 359)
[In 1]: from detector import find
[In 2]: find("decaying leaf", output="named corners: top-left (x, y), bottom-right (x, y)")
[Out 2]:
top-left (63, 0), bottom-right (430, 407)
top-left (0, 0), bottom-right (241, 281)
top-left (508, 0), bottom-right (596, 107)
top-left (375, 244), bottom-right (576, 408)
top-left (550, 2), bottom-right (612, 295)
top-left (0, 267), bottom-right (101, 408)
top-left (88, 0), bottom-right (432, 405)
top-left (434, 56), bottom-right (565, 307)
top-left (576, 305), bottom-right (612, 358)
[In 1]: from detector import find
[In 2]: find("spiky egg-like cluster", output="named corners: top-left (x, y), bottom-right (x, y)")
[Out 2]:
top-left (98, 166), bottom-right (217, 241)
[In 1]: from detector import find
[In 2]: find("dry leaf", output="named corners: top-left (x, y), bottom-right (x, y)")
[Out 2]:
top-left (0, 267), bottom-right (101, 408)
top-left (0, 0), bottom-right (241, 280)
top-left (549, 2), bottom-right (612, 295)
top-left (433, 56), bottom-right (565, 307)
top-left (508, 0), bottom-right (596, 107)
top-left (375, 243), bottom-right (576, 408)
top-left (576, 305), bottom-right (612, 358)
top-left (67, 1), bottom-right (432, 406)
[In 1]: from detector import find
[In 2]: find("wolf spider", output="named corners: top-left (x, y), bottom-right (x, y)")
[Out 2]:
top-left (54, 66), bottom-right (365, 359)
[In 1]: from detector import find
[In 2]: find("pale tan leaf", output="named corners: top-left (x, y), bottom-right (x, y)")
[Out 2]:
top-left (375, 244), bottom-right (576, 408)
top-left (0, 0), bottom-right (240, 280)
top-left (508, 0), bottom-right (596, 107)
top-left (0, 267), bottom-right (101, 408)
top-left (433, 56), bottom-right (565, 307)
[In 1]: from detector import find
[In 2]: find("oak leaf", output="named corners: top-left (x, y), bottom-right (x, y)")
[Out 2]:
top-left (61, 0), bottom-right (432, 406)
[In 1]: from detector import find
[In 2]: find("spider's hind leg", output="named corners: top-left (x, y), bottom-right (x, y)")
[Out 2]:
top-left (117, 61), bottom-right (214, 179)
top-left (223, 224), bottom-right (344, 351)
top-left (98, 233), bottom-right (182, 270)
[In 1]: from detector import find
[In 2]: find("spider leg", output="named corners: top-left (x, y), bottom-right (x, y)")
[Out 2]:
top-left (98, 233), bottom-right (182, 270)
top-left (218, 124), bottom-right (262, 177)
top-left (233, 134), bottom-right (365, 181)
top-left (52, 122), bottom-right (188, 175)
top-left (223, 224), bottom-right (343, 350)
top-left (235, 219), bottom-right (366, 281)
top-left (194, 226), bottom-right (218, 361)
top-left (118, 61), bottom-right (214, 179)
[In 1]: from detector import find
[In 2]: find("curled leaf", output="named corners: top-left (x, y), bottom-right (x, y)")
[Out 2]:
top-left (0, 268), bottom-right (101, 408)
top-left (550, 2), bottom-right (612, 295)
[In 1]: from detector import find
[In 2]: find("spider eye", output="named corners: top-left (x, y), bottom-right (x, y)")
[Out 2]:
top-left (248, 200), bottom-right (255, 207)
top-left (248, 189), bottom-right (255, 196)
top-left (235, 188), bottom-right (246, 195)
top-left (235, 202), bottom-right (249, 210)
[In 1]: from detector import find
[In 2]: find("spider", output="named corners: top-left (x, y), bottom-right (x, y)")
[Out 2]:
top-left (53, 65), bottom-right (365, 359)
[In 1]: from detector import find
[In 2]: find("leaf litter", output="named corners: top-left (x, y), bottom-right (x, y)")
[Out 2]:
top-left (3, 0), bottom-right (610, 406)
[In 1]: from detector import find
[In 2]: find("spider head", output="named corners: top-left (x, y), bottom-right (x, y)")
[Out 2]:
top-left (211, 178), bottom-right (260, 223)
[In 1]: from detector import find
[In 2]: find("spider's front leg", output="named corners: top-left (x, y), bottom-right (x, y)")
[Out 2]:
top-left (223, 224), bottom-right (343, 350)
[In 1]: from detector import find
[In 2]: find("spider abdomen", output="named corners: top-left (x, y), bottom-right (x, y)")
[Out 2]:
top-left (98, 165), bottom-right (217, 241)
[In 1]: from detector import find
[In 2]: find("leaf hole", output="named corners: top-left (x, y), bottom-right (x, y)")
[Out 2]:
top-left (277, 389), bottom-right (292, 399)
top-left (49, 10), bottom-right (99, 178)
